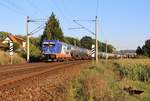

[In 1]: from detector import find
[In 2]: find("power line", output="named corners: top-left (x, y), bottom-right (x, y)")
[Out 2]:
top-left (0, 1), bottom-right (26, 16)
top-left (31, 26), bottom-right (45, 35)
top-left (30, 24), bottom-right (45, 35)
top-left (52, 0), bottom-right (70, 21)
top-left (5, 0), bottom-right (22, 10)
top-left (49, 0), bottom-right (72, 27)
top-left (73, 20), bottom-right (95, 35)
top-left (73, 20), bottom-right (96, 22)
top-left (3, 0), bottom-right (27, 16)
top-left (26, 0), bottom-right (43, 16)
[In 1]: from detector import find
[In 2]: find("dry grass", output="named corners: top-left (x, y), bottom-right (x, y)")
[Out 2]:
top-left (0, 50), bottom-right (26, 65)
top-left (83, 74), bottom-right (107, 100)
top-left (114, 59), bottom-right (150, 65)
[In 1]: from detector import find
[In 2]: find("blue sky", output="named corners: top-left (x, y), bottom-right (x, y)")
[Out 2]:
top-left (0, 0), bottom-right (150, 50)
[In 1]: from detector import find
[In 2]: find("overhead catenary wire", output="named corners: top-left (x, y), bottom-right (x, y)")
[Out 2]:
top-left (51, 0), bottom-right (71, 22)
top-left (48, 0), bottom-right (87, 39)
top-left (73, 20), bottom-right (95, 35)
top-left (29, 24), bottom-right (45, 35)
top-left (3, 0), bottom-right (28, 16)
top-left (30, 26), bottom-right (45, 35)
top-left (49, 0), bottom-right (73, 30)
top-left (28, 18), bottom-right (47, 35)
top-left (73, 20), bottom-right (96, 22)
top-left (26, 0), bottom-right (44, 16)
top-left (0, 1), bottom-right (26, 16)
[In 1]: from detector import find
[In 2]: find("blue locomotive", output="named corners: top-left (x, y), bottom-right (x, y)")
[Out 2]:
top-left (42, 40), bottom-right (91, 61)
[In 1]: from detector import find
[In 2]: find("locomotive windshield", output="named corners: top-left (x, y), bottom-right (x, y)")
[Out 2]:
top-left (43, 42), bottom-right (55, 47)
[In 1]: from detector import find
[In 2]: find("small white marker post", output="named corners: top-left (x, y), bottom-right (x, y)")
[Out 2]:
top-left (91, 44), bottom-right (95, 64)
top-left (9, 42), bottom-right (13, 64)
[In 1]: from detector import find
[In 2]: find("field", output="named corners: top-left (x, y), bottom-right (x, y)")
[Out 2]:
top-left (65, 59), bottom-right (150, 101)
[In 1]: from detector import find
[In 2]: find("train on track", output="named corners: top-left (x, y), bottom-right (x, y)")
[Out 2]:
top-left (42, 40), bottom-right (91, 61)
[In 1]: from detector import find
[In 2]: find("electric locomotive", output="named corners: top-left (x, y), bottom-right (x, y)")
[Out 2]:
top-left (42, 40), bottom-right (91, 61)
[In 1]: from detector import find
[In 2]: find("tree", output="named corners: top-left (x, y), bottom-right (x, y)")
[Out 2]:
top-left (41, 12), bottom-right (64, 45)
top-left (30, 37), bottom-right (41, 48)
top-left (13, 42), bottom-right (20, 51)
top-left (79, 36), bottom-right (115, 52)
top-left (64, 36), bottom-right (80, 46)
top-left (0, 32), bottom-right (9, 40)
top-left (80, 36), bottom-right (94, 49)
top-left (107, 44), bottom-right (114, 53)
top-left (142, 39), bottom-right (150, 57)
top-left (98, 41), bottom-right (114, 53)
top-left (136, 46), bottom-right (143, 55)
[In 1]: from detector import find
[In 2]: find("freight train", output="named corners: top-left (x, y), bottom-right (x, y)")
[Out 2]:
top-left (42, 40), bottom-right (91, 61)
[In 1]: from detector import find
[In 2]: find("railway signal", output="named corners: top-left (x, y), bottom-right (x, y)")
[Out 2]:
top-left (9, 41), bottom-right (13, 64)
top-left (91, 44), bottom-right (95, 58)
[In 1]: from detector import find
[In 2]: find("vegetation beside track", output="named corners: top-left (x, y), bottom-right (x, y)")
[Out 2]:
top-left (65, 59), bottom-right (150, 101)
top-left (0, 50), bottom-right (26, 65)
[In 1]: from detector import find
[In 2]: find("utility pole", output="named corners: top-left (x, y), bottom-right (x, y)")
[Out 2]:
top-left (26, 16), bottom-right (30, 63)
top-left (105, 40), bottom-right (108, 60)
top-left (26, 16), bottom-right (46, 63)
top-left (74, 40), bottom-right (76, 46)
top-left (95, 16), bottom-right (99, 63)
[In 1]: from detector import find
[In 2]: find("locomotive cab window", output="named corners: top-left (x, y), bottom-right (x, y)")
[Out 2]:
top-left (48, 43), bottom-right (55, 47)
top-left (43, 42), bottom-right (55, 47)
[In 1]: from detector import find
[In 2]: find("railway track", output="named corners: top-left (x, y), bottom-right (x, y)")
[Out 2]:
top-left (0, 60), bottom-right (90, 87)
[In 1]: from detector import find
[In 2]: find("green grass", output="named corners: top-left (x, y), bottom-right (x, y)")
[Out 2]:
top-left (65, 59), bottom-right (150, 101)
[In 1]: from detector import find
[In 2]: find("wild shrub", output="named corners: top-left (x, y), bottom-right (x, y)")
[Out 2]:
top-left (67, 65), bottom-right (111, 101)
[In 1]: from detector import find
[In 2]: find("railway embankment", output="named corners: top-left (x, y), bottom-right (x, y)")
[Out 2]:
top-left (0, 61), bottom-right (90, 100)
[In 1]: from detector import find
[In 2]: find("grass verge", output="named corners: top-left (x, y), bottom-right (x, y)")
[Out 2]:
top-left (0, 50), bottom-right (26, 65)
top-left (65, 59), bottom-right (150, 101)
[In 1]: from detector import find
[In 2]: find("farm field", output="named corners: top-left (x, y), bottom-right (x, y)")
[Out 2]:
top-left (65, 59), bottom-right (150, 101)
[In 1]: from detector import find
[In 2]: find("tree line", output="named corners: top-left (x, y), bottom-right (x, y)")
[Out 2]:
top-left (136, 39), bottom-right (150, 57)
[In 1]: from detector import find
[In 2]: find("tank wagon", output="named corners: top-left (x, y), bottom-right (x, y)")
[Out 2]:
top-left (42, 40), bottom-right (91, 61)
